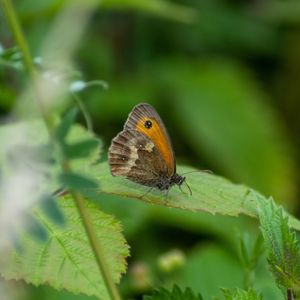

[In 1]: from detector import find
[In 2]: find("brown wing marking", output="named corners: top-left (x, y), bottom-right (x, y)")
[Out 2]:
top-left (108, 130), bottom-right (168, 186)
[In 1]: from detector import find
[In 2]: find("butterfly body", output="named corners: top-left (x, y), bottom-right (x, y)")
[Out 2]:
top-left (108, 103), bottom-right (186, 192)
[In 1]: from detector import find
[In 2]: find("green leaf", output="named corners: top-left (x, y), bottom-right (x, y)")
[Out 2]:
top-left (93, 162), bottom-right (300, 231)
top-left (155, 59), bottom-right (296, 209)
top-left (143, 285), bottom-right (203, 300)
top-left (39, 194), bottom-right (65, 225)
top-left (55, 107), bottom-right (78, 143)
top-left (26, 213), bottom-right (48, 242)
top-left (59, 171), bottom-right (99, 191)
top-left (174, 244), bottom-right (243, 299)
top-left (0, 46), bottom-right (23, 70)
top-left (102, 0), bottom-right (197, 23)
top-left (1, 196), bottom-right (129, 299)
top-left (220, 288), bottom-right (263, 300)
top-left (261, 1), bottom-right (300, 25)
top-left (65, 138), bottom-right (100, 159)
top-left (256, 195), bottom-right (300, 294)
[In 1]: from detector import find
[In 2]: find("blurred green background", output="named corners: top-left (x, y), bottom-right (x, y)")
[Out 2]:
top-left (1, 0), bottom-right (300, 299)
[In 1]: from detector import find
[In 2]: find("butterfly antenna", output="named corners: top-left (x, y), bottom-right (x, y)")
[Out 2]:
top-left (185, 180), bottom-right (192, 196)
top-left (180, 169), bottom-right (213, 176)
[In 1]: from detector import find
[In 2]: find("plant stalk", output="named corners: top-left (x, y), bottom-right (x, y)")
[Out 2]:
top-left (287, 289), bottom-right (294, 300)
top-left (2, 1), bottom-right (122, 299)
top-left (2, 0), bottom-right (54, 132)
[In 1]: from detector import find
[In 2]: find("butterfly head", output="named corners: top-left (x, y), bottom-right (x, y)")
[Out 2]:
top-left (156, 173), bottom-right (186, 191)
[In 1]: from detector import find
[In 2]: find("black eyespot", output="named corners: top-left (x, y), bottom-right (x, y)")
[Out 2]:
top-left (144, 120), bottom-right (152, 129)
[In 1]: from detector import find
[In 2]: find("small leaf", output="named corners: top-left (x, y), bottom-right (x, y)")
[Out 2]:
top-left (143, 285), bottom-right (203, 300)
top-left (59, 171), bottom-right (98, 191)
top-left (39, 194), bottom-right (65, 225)
top-left (220, 288), bottom-right (263, 300)
top-left (256, 195), bottom-right (300, 294)
top-left (238, 233), bottom-right (263, 270)
top-left (69, 79), bottom-right (109, 92)
top-left (65, 138), bottom-right (100, 159)
top-left (26, 213), bottom-right (48, 242)
top-left (1, 196), bottom-right (129, 299)
top-left (102, 0), bottom-right (197, 23)
top-left (55, 107), bottom-right (78, 143)
top-left (69, 80), bottom-right (87, 92)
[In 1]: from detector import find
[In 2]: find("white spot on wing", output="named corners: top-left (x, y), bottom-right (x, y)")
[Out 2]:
top-left (127, 145), bottom-right (139, 168)
top-left (145, 141), bottom-right (154, 152)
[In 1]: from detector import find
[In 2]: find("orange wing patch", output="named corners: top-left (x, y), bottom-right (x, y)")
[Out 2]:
top-left (135, 116), bottom-right (174, 175)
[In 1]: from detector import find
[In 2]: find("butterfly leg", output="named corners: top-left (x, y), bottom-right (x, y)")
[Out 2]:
top-left (164, 188), bottom-right (170, 200)
top-left (178, 181), bottom-right (192, 196)
top-left (139, 186), bottom-right (155, 199)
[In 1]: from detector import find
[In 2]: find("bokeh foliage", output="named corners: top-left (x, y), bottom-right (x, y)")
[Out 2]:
top-left (1, 0), bottom-right (300, 299)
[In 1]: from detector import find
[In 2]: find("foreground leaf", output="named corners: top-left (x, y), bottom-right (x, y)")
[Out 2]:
top-left (93, 163), bottom-right (300, 231)
top-left (1, 197), bottom-right (129, 299)
top-left (257, 195), bottom-right (300, 295)
top-left (143, 285), bottom-right (203, 300)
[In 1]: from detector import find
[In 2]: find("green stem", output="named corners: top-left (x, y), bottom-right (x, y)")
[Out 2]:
top-left (1, 0), bottom-right (35, 76)
top-left (287, 289), bottom-right (294, 300)
top-left (72, 190), bottom-right (121, 300)
top-left (72, 92), bottom-right (93, 132)
top-left (2, 0), bottom-right (53, 132)
top-left (2, 1), bottom-right (122, 300)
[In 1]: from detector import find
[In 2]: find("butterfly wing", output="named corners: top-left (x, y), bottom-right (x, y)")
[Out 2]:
top-left (109, 129), bottom-right (169, 187)
top-left (123, 103), bottom-right (176, 176)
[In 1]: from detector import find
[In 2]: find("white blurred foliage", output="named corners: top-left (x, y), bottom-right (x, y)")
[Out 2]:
top-left (33, 56), bottom-right (43, 65)
top-left (0, 280), bottom-right (26, 300)
top-left (0, 167), bottom-right (41, 247)
top-left (69, 80), bottom-right (87, 92)
top-left (0, 1), bottom-right (99, 299)
top-left (15, 0), bottom-right (99, 117)
top-left (0, 127), bottom-right (44, 254)
top-left (0, 125), bottom-right (45, 300)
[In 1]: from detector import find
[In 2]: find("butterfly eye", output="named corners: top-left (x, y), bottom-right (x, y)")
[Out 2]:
top-left (144, 120), bottom-right (152, 129)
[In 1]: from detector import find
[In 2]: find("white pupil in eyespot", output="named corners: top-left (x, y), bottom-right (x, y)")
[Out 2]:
top-left (144, 120), bottom-right (152, 128)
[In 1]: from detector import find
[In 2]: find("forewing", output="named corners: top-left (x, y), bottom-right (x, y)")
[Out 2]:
top-left (108, 130), bottom-right (168, 187)
top-left (124, 103), bottom-right (175, 176)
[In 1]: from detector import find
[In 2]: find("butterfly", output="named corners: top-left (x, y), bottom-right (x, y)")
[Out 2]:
top-left (108, 103), bottom-right (191, 194)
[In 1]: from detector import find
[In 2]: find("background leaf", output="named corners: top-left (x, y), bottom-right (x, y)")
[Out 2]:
top-left (55, 107), bottom-right (78, 143)
top-left (101, 0), bottom-right (197, 23)
top-left (175, 245), bottom-right (243, 299)
top-left (155, 59), bottom-right (296, 209)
